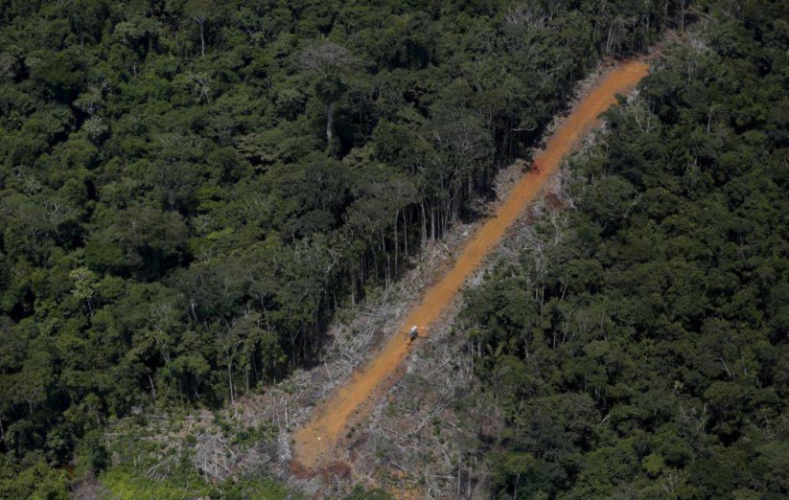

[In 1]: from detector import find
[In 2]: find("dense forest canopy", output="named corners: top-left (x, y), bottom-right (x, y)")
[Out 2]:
top-left (0, 0), bottom-right (681, 489)
top-left (462, 0), bottom-right (789, 497)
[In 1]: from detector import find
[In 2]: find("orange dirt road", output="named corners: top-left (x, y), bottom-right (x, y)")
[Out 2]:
top-left (293, 60), bottom-right (649, 470)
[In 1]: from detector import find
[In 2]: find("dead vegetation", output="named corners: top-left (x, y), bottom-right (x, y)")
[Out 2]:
top-left (339, 160), bottom-right (583, 498)
top-left (102, 61), bottom-right (624, 498)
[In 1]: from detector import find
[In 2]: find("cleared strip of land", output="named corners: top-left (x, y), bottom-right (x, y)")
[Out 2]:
top-left (293, 60), bottom-right (650, 470)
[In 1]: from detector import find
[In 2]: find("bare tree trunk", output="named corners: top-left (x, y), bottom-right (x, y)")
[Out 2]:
top-left (200, 22), bottom-right (205, 57)
top-left (394, 210), bottom-right (399, 272)
top-left (403, 209), bottom-right (409, 256)
top-left (148, 374), bottom-right (157, 402)
top-left (430, 203), bottom-right (436, 241)
top-left (326, 101), bottom-right (334, 144)
top-left (228, 364), bottom-right (234, 404)
top-left (386, 255), bottom-right (391, 289)
top-left (420, 201), bottom-right (428, 245)
top-left (194, 17), bottom-right (206, 58)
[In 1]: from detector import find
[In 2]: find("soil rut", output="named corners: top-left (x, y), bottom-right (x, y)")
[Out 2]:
top-left (293, 60), bottom-right (650, 470)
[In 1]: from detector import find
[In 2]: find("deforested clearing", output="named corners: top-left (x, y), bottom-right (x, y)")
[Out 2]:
top-left (293, 59), bottom-right (649, 471)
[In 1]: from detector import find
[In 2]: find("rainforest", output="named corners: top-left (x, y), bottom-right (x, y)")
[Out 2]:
top-left (0, 0), bottom-right (787, 498)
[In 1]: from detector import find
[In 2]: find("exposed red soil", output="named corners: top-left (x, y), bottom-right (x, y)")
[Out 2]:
top-left (292, 60), bottom-right (650, 471)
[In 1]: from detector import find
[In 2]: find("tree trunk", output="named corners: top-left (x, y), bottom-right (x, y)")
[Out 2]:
top-left (228, 363), bottom-right (234, 404)
top-left (386, 255), bottom-right (391, 289)
top-left (420, 201), bottom-right (428, 245)
top-left (403, 209), bottom-right (409, 256)
top-left (430, 203), bottom-right (436, 241)
top-left (148, 374), bottom-right (157, 402)
top-left (199, 20), bottom-right (205, 57)
top-left (393, 209), bottom-right (399, 272)
top-left (326, 101), bottom-right (335, 144)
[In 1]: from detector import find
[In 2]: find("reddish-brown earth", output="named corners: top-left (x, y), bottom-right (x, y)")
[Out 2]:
top-left (293, 60), bottom-right (650, 471)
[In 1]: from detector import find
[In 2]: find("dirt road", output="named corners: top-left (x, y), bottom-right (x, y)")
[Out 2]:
top-left (293, 60), bottom-right (649, 470)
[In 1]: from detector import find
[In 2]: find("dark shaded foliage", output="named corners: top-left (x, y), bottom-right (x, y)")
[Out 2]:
top-left (0, 0), bottom-right (679, 492)
top-left (462, 1), bottom-right (789, 497)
